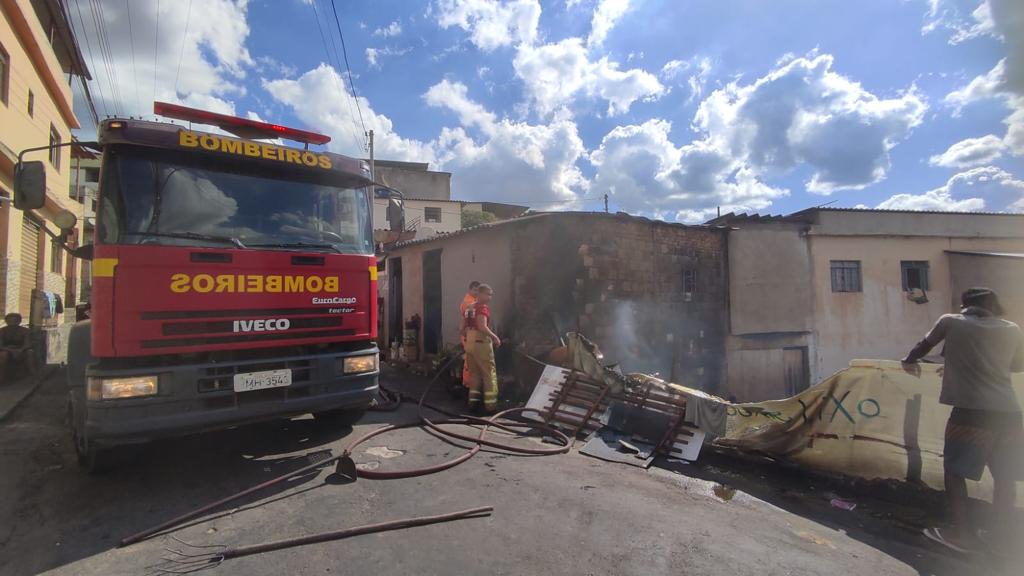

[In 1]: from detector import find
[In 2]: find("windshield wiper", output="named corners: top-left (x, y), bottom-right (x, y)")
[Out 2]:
top-left (123, 231), bottom-right (248, 249)
top-left (248, 242), bottom-right (342, 253)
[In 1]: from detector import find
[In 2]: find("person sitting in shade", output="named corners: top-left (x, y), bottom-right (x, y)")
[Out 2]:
top-left (1, 313), bottom-right (37, 381)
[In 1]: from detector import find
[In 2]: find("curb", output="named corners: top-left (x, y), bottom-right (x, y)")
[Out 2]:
top-left (0, 365), bottom-right (59, 423)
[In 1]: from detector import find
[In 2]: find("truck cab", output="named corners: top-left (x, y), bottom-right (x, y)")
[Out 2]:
top-left (13, 104), bottom-right (383, 471)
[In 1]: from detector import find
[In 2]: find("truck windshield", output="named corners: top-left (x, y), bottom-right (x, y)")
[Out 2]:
top-left (97, 145), bottom-right (373, 254)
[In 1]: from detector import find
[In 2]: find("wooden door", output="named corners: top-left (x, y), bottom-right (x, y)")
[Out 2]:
top-left (783, 347), bottom-right (810, 396)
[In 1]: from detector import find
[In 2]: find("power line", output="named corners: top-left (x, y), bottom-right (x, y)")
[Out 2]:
top-left (309, 0), bottom-right (363, 152)
top-left (174, 0), bottom-right (193, 95)
top-left (125, 0), bottom-right (140, 113)
top-left (89, 0), bottom-right (125, 115)
top-left (328, 0), bottom-right (367, 139)
top-left (68, 0), bottom-right (107, 119)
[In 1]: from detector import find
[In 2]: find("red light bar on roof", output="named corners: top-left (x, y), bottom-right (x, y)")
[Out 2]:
top-left (153, 101), bottom-right (332, 146)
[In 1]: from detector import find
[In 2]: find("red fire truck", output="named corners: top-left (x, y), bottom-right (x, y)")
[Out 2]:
top-left (13, 103), bottom-right (382, 471)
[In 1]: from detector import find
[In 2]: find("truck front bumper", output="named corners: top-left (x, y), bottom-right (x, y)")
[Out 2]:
top-left (83, 349), bottom-right (378, 446)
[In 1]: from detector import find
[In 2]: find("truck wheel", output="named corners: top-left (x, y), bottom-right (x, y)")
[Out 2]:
top-left (312, 407), bottom-right (367, 428)
top-left (72, 422), bottom-right (122, 474)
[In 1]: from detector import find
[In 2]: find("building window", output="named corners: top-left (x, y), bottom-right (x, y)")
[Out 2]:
top-left (0, 42), bottom-right (9, 106)
top-left (84, 167), bottom-right (100, 183)
top-left (424, 207), bottom-right (442, 223)
top-left (27, 90), bottom-right (34, 116)
top-left (683, 269), bottom-right (697, 302)
top-left (50, 238), bottom-right (62, 274)
top-left (830, 260), bottom-right (862, 293)
top-left (901, 260), bottom-right (929, 291)
top-left (49, 125), bottom-right (61, 170)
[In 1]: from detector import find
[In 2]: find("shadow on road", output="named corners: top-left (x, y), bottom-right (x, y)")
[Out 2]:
top-left (656, 448), bottom-right (1020, 576)
top-left (0, 369), bottom-right (359, 576)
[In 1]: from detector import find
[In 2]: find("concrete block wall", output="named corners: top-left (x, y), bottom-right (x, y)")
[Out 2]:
top-left (509, 214), bottom-right (729, 393)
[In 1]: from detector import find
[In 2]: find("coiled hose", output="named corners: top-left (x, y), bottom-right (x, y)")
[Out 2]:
top-left (344, 353), bottom-right (571, 479)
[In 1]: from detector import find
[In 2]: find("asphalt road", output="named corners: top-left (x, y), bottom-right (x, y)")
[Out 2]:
top-left (0, 367), bottom-right (1007, 575)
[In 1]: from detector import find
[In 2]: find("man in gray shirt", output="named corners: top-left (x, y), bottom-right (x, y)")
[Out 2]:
top-left (903, 288), bottom-right (1023, 553)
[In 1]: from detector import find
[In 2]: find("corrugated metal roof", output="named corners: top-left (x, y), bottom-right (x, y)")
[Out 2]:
top-left (945, 250), bottom-right (1024, 259)
top-left (390, 211), bottom-right (728, 250)
top-left (707, 207), bottom-right (1024, 226)
top-left (793, 207), bottom-right (1024, 217)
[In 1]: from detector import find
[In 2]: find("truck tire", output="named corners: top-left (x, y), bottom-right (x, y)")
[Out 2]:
top-left (73, 424), bottom-right (124, 474)
top-left (65, 321), bottom-right (123, 474)
top-left (312, 407), bottom-right (367, 429)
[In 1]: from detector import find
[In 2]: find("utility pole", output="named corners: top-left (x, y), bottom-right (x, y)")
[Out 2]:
top-left (368, 129), bottom-right (375, 182)
top-left (604, 193), bottom-right (608, 213)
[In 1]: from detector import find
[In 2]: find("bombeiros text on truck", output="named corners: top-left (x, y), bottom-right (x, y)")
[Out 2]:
top-left (11, 102), bottom-right (394, 472)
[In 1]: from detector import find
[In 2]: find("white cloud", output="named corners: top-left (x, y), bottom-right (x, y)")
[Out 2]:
top-left (366, 46), bottom-right (412, 68)
top-left (878, 166), bottom-right (1024, 212)
top-left (587, 0), bottom-right (629, 48)
top-left (424, 81), bottom-right (588, 204)
top-left (922, 0), bottom-right (998, 44)
top-left (661, 59), bottom-right (686, 79)
top-left (255, 56), bottom-right (297, 79)
top-left (695, 54), bottom-right (926, 194)
top-left (71, 0), bottom-right (254, 120)
top-left (264, 64), bottom-right (435, 162)
top-left (929, 134), bottom-right (1006, 167)
top-left (589, 119), bottom-right (788, 223)
top-left (373, 21), bottom-right (403, 37)
top-left (433, 0), bottom-right (541, 51)
top-left (424, 80), bottom-right (497, 130)
top-left (944, 58), bottom-right (1006, 114)
top-left (659, 56), bottom-right (712, 103)
top-left (513, 38), bottom-right (664, 116)
top-left (1004, 106), bottom-right (1024, 155)
top-left (940, 2), bottom-right (1024, 159)
top-left (687, 57), bottom-right (712, 104)
top-left (266, 72), bottom-right (588, 206)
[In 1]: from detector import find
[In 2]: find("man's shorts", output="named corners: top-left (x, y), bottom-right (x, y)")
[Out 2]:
top-left (943, 407), bottom-right (1024, 481)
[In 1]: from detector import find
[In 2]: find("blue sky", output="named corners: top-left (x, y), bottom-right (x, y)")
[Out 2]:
top-left (69, 0), bottom-right (1024, 221)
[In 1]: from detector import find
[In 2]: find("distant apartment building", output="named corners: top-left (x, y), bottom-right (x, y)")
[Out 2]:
top-left (709, 208), bottom-right (1024, 401)
top-left (1, 0), bottom-right (90, 322)
top-left (369, 158), bottom-right (527, 238)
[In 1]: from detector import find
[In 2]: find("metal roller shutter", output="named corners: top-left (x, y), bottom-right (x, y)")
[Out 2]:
top-left (19, 216), bottom-right (40, 316)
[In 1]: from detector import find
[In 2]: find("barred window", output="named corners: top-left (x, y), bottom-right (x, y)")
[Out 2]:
top-left (830, 260), bottom-right (862, 293)
top-left (901, 260), bottom-right (929, 291)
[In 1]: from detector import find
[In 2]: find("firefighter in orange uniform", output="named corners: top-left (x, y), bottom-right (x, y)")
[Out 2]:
top-left (464, 284), bottom-right (500, 412)
top-left (459, 281), bottom-right (481, 389)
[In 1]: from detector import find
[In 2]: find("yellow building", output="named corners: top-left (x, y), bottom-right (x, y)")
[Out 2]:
top-left (1, 0), bottom-right (89, 322)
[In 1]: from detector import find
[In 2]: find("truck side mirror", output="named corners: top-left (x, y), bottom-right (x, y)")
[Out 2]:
top-left (14, 161), bottom-right (46, 210)
top-left (71, 244), bottom-right (94, 260)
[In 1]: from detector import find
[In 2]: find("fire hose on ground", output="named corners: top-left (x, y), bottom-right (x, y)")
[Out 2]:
top-left (121, 353), bottom-right (571, 549)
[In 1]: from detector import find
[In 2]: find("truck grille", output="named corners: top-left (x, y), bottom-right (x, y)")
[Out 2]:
top-left (197, 359), bottom-right (314, 393)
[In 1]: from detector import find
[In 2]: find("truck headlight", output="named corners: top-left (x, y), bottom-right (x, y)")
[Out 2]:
top-left (88, 375), bottom-right (159, 400)
top-left (340, 354), bottom-right (378, 375)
